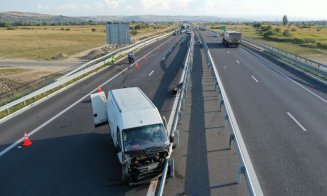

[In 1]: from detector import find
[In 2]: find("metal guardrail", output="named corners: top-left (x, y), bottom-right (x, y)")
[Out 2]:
top-left (242, 38), bottom-right (327, 78)
top-left (198, 31), bottom-right (263, 196)
top-left (58, 35), bottom-right (165, 80)
top-left (0, 32), bottom-right (173, 115)
top-left (157, 32), bottom-right (194, 196)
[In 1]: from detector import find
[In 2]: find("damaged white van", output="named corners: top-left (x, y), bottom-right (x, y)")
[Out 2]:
top-left (90, 87), bottom-right (176, 184)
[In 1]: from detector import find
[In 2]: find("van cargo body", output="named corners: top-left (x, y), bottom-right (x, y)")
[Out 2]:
top-left (222, 31), bottom-right (241, 47)
top-left (90, 87), bottom-right (172, 183)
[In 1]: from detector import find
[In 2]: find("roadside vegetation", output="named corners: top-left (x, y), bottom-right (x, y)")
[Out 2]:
top-left (210, 22), bottom-right (327, 64)
top-left (0, 23), bottom-right (177, 60)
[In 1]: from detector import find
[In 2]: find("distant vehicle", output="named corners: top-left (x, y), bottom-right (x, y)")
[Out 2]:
top-left (199, 26), bottom-right (207, 31)
top-left (90, 87), bottom-right (177, 184)
top-left (222, 31), bottom-right (241, 47)
top-left (213, 32), bottom-right (219, 37)
top-left (181, 29), bottom-right (186, 33)
top-left (172, 31), bottom-right (177, 36)
top-left (185, 29), bottom-right (191, 34)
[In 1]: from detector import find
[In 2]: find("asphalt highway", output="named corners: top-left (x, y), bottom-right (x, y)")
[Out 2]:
top-left (0, 33), bottom-right (190, 195)
top-left (200, 30), bottom-right (327, 196)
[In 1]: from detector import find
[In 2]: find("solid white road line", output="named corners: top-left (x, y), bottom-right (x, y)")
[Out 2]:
top-left (236, 60), bottom-right (240, 64)
top-left (0, 36), bottom-right (175, 159)
top-left (251, 75), bottom-right (259, 83)
top-left (149, 70), bottom-right (154, 76)
top-left (287, 112), bottom-right (307, 131)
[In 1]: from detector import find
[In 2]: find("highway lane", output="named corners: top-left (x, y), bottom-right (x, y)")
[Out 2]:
top-left (200, 30), bottom-right (327, 196)
top-left (0, 35), bottom-right (176, 151)
top-left (0, 33), bottom-right (190, 195)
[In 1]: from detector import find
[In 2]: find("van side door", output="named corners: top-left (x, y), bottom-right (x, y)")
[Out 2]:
top-left (90, 92), bottom-right (108, 127)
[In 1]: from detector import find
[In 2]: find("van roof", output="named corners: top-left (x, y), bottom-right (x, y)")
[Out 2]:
top-left (110, 87), bottom-right (162, 129)
top-left (111, 87), bottom-right (156, 112)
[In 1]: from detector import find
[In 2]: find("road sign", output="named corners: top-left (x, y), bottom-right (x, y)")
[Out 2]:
top-left (219, 26), bottom-right (226, 31)
top-left (106, 23), bottom-right (131, 45)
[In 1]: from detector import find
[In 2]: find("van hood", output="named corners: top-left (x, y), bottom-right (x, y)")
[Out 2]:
top-left (121, 109), bottom-right (163, 129)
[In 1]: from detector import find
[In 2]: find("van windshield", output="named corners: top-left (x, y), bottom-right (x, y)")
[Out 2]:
top-left (123, 124), bottom-right (168, 152)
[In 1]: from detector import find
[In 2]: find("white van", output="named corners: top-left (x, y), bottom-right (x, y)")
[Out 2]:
top-left (90, 87), bottom-right (175, 183)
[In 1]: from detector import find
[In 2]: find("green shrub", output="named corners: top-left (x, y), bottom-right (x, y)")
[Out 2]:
top-left (291, 28), bottom-right (297, 31)
top-left (274, 27), bottom-right (281, 33)
top-left (317, 42), bottom-right (327, 49)
top-left (263, 30), bottom-right (274, 38)
top-left (131, 29), bottom-right (138, 35)
top-left (283, 29), bottom-right (291, 36)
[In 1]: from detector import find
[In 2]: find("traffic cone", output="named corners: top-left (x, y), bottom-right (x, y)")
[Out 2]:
top-left (135, 63), bottom-right (139, 70)
top-left (157, 47), bottom-right (160, 52)
top-left (22, 132), bottom-right (32, 147)
top-left (143, 55), bottom-right (148, 61)
top-left (97, 85), bottom-right (102, 92)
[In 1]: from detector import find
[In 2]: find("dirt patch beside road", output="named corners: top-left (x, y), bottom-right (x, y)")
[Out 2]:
top-left (0, 66), bottom-right (68, 83)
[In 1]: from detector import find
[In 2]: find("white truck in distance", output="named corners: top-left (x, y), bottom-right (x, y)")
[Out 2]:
top-left (222, 31), bottom-right (242, 47)
top-left (90, 87), bottom-right (176, 184)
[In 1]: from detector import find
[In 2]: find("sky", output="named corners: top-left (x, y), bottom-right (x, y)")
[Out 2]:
top-left (1, 0), bottom-right (327, 20)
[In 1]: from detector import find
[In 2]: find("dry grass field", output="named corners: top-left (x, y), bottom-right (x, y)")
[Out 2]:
top-left (0, 24), bottom-right (177, 60)
top-left (0, 23), bottom-right (177, 105)
top-left (211, 24), bottom-right (327, 64)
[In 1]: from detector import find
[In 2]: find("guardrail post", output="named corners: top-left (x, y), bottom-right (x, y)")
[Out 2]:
top-left (181, 97), bottom-right (185, 111)
top-left (229, 133), bottom-right (235, 149)
top-left (6, 109), bottom-right (9, 114)
top-left (178, 111), bottom-right (183, 125)
top-left (237, 162), bottom-right (245, 184)
top-left (219, 99), bottom-right (224, 112)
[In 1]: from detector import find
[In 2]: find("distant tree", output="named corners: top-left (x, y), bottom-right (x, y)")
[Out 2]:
top-left (131, 29), bottom-right (138, 35)
top-left (134, 25), bottom-right (141, 30)
top-left (283, 15), bottom-right (288, 26)
top-left (0, 22), bottom-right (10, 27)
top-left (91, 28), bottom-right (96, 32)
top-left (253, 23), bottom-right (262, 28)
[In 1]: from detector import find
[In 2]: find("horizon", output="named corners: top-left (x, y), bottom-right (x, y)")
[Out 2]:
top-left (1, 0), bottom-right (327, 21)
top-left (1, 11), bottom-right (326, 22)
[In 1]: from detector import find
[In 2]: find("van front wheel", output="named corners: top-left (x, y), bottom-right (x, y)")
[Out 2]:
top-left (122, 166), bottom-right (129, 183)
